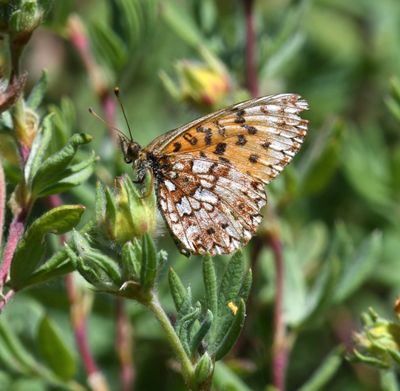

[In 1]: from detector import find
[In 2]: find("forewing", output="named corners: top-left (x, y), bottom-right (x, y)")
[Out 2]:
top-left (146, 94), bottom-right (308, 184)
top-left (157, 157), bottom-right (266, 255)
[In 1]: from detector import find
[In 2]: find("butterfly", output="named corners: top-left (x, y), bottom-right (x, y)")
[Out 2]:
top-left (118, 92), bottom-right (308, 256)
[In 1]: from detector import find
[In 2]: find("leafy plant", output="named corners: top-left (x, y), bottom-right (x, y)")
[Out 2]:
top-left (0, 1), bottom-right (399, 391)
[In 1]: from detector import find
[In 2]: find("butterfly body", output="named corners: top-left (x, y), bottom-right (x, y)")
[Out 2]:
top-left (123, 94), bottom-right (308, 256)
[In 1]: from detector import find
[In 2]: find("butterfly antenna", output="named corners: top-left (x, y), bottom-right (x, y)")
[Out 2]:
top-left (114, 87), bottom-right (134, 142)
top-left (88, 107), bottom-right (128, 140)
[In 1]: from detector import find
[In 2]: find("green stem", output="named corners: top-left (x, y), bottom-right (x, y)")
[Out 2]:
top-left (146, 292), bottom-right (195, 388)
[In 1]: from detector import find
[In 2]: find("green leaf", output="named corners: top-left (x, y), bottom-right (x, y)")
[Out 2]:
top-left (112, 0), bottom-right (157, 52)
top-left (298, 346), bottom-right (344, 391)
top-left (217, 251), bottom-right (245, 318)
top-left (31, 133), bottom-right (92, 198)
top-left (105, 186), bottom-right (118, 225)
top-left (194, 352), bottom-right (213, 387)
top-left (0, 319), bottom-right (40, 374)
top-left (385, 96), bottom-right (400, 123)
top-left (168, 267), bottom-right (188, 312)
top-left (95, 181), bottom-right (106, 223)
top-left (262, 32), bottom-right (305, 78)
top-left (37, 316), bottom-right (76, 381)
top-left (0, 372), bottom-right (11, 391)
top-left (48, 98), bottom-right (76, 148)
top-left (121, 239), bottom-right (141, 280)
top-left (88, 20), bottom-right (126, 74)
top-left (334, 231), bottom-right (382, 303)
top-left (33, 152), bottom-right (96, 197)
top-left (161, 1), bottom-right (204, 48)
top-left (21, 220), bottom-right (95, 288)
top-left (203, 256), bottom-right (218, 317)
top-left (70, 230), bottom-right (121, 288)
top-left (214, 299), bottom-right (246, 361)
top-left (176, 305), bottom-right (201, 355)
top-left (209, 252), bottom-right (249, 353)
top-left (27, 70), bottom-right (48, 110)
top-left (24, 113), bottom-right (53, 185)
top-left (380, 370), bottom-right (400, 391)
top-left (238, 268), bottom-right (252, 302)
top-left (283, 249), bottom-right (307, 326)
top-left (190, 310), bottom-right (213, 356)
top-left (21, 250), bottom-right (74, 288)
top-left (140, 234), bottom-right (157, 291)
top-left (300, 120), bottom-right (343, 195)
top-left (299, 257), bottom-right (340, 328)
top-left (10, 205), bottom-right (85, 289)
top-left (212, 361), bottom-right (252, 391)
top-left (342, 125), bottom-right (394, 216)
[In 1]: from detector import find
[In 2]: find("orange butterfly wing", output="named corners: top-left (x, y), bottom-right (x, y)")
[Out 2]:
top-left (144, 94), bottom-right (308, 255)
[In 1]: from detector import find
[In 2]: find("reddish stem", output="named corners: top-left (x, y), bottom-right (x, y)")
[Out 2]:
top-left (0, 212), bottom-right (26, 287)
top-left (243, 0), bottom-right (259, 98)
top-left (116, 298), bottom-right (135, 391)
top-left (0, 162), bottom-right (5, 249)
top-left (64, 273), bottom-right (98, 375)
top-left (269, 234), bottom-right (287, 391)
top-left (100, 91), bottom-right (118, 143)
top-left (0, 289), bottom-right (15, 312)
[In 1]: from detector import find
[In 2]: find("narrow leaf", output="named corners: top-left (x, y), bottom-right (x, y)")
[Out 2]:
top-left (161, 1), bottom-right (204, 48)
top-left (140, 234), bottom-right (157, 291)
top-left (334, 231), bottom-right (382, 303)
top-left (176, 305), bottom-right (201, 356)
top-left (190, 310), bottom-right (213, 355)
top-left (299, 258), bottom-right (340, 328)
top-left (194, 352), bottom-right (213, 387)
top-left (33, 152), bottom-right (96, 197)
top-left (27, 70), bottom-right (48, 110)
top-left (95, 181), bottom-right (106, 223)
top-left (214, 299), bottom-right (246, 360)
top-left (0, 320), bottom-right (40, 373)
top-left (298, 346), bottom-right (344, 391)
top-left (213, 361), bottom-right (252, 391)
top-left (283, 249), bottom-right (307, 326)
top-left (380, 370), bottom-right (400, 391)
top-left (10, 205), bottom-right (85, 289)
top-left (21, 220), bottom-right (95, 288)
top-left (88, 21), bottom-right (126, 73)
top-left (168, 267), bottom-right (188, 312)
top-left (121, 240), bottom-right (141, 280)
top-left (37, 316), bottom-right (76, 381)
top-left (238, 269), bottom-right (252, 302)
top-left (24, 113), bottom-right (53, 184)
top-left (71, 230), bottom-right (121, 286)
top-left (31, 133), bottom-right (92, 198)
top-left (203, 256), bottom-right (218, 317)
top-left (218, 251), bottom-right (245, 317)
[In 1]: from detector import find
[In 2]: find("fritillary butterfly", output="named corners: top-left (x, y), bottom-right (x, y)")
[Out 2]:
top-left (120, 94), bottom-right (309, 256)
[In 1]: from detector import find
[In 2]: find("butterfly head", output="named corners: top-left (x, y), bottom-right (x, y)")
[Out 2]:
top-left (120, 136), bottom-right (141, 164)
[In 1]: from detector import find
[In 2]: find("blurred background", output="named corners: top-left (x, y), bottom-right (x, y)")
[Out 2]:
top-left (1, 0), bottom-right (400, 390)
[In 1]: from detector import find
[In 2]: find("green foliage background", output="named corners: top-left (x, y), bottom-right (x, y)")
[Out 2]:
top-left (1, 0), bottom-right (400, 390)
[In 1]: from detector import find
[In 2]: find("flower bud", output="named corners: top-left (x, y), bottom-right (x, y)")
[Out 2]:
top-left (194, 352), bottom-right (213, 388)
top-left (160, 47), bottom-right (231, 110)
top-left (6, 1), bottom-right (47, 44)
top-left (351, 308), bottom-right (400, 369)
top-left (97, 175), bottom-right (156, 243)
